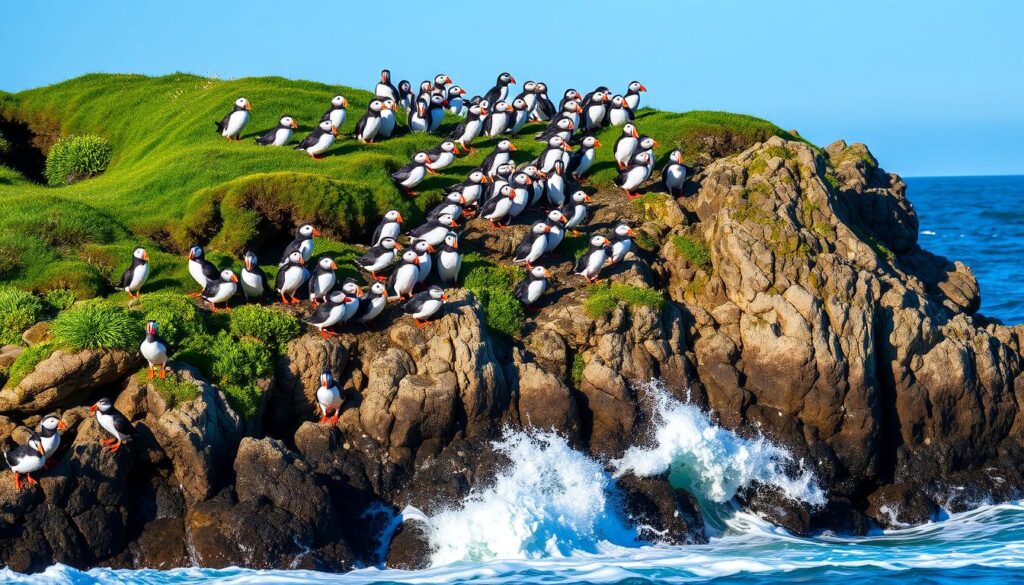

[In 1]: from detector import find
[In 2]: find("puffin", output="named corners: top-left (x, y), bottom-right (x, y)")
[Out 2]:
top-left (508, 98), bottom-right (531, 135)
top-left (214, 97), bottom-right (251, 140)
top-left (453, 169), bottom-right (490, 207)
top-left (561, 190), bottom-right (592, 236)
top-left (372, 210), bottom-right (404, 246)
top-left (482, 140), bottom-right (517, 177)
top-left (355, 236), bottom-right (401, 281)
top-left (544, 161), bottom-right (568, 208)
top-left (508, 171), bottom-right (534, 218)
top-left (404, 285), bottom-right (447, 327)
top-left (37, 414), bottom-right (67, 468)
top-left (428, 191), bottom-right (467, 223)
top-left (662, 149), bottom-right (688, 196)
top-left (255, 115), bottom-right (298, 146)
top-left (537, 136), bottom-right (573, 175)
top-left (3, 432), bottom-right (46, 489)
top-left (376, 69), bottom-right (400, 102)
top-left (377, 97), bottom-right (398, 138)
top-left (240, 251), bottom-right (267, 302)
top-left (354, 281), bottom-right (388, 324)
top-left (635, 135), bottom-right (659, 173)
top-left (535, 116), bottom-right (575, 144)
top-left (436, 231), bottom-right (462, 287)
top-left (115, 246), bottom-right (150, 299)
top-left (512, 222), bottom-right (552, 268)
top-left (608, 223), bottom-right (636, 264)
top-left (544, 209), bottom-right (569, 252)
top-left (413, 240), bottom-right (435, 285)
top-left (574, 235), bottom-right (611, 283)
top-left (276, 251), bottom-right (310, 304)
top-left (140, 320), bottom-right (169, 380)
top-left (187, 245), bottom-right (220, 297)
top-left (522, 165), bottom-right (547, 207)
top-left (308, 257), bottom-right (338, 308)
top-left (514, 265), bottom-right (551, 308)
top-left (431, 73), bottom-right (452, 96)
top-left (90, 397), bottom-right (134, 452)
top-left (294, 120), bottom-right (338, 159)
top-left (391, 152), bottom-right (435, 196)
top-left (483, 162), bottom-right (514, 203)
top-left (447, 85), bottom-right (468, 116)
top-left (608, 95), bottom-right (634, 126)
top-left (567, 135), bottom-right (602, 180)
top-left (483, 72), bottom-right (516, 105)
top-left (581, 90), bottom-right (610, 132)
top-left (558, 89), bottom-right (581, 111)
top-left (397, 79), bottom-right (415, 110)
top-left (615, 152), bottom-right (653, 199)
top-left (614, 124), bottom-right (641, 169)
top-left (552, 99), bottom-right (583, 128)
top-left (409, 213), bottom-right (458, 247)
top-left (389, 250), bottom-right (421, 300)
top-left (408, 94), bottom-right (431, 133)
top-left (280, 224), bottom-right (319, 265)
top-left (480, 184), bottom-right (517, 228)
top-left (449, 103), bottom-right (488, 151)
top-left (316, 368), bottom-right (343, 424)
top-left (354, 99), bottom-right (385, 143)
top-left (513, 81), bottom-right (538, 120)
top-left (425, 141), bottom-right (461, 171)
top-left (306, 290), bottom-right (348, 337)
top-left (427, 94), bottom-right (448, 132)
top-left (484, 101), bottom-right (513, 136)
top-left (201, 269), bottom-right (239, 312)
top-left (320, 95), bottom-right (349, 130)
top-left (623, 81), bottom-right (647, 111)
top-left (532, 82), bottom-right (557, 121)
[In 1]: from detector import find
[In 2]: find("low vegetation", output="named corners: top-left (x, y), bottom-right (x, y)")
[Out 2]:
top-left (228, 304), bottom-right (301, 352)
top-left (672, 235), bottom-right (713, 271)
top-left (146, 371), bottom-right (201, 409)
top-left (4, 342), bottom-right (57, 388)
top-left (50, 299), bottom-right (140, 350)
top-left (584, 283), bottom-right (665, 319)
top-left (462, 253), bottom-right (525, 338)
top-left (210, 332), bottom-right (273, 417)
top-left (44, 135), bottom-right (113, 187)
top-left (0, 286), bottom-right (44, 345)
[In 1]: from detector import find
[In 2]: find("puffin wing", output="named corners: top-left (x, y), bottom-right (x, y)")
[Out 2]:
top-left (512, 233), bottom-right (537, 262)
top-left (110, 408), bottom-right (135, 436)
top-left (406, 221), bottom-right (437, 238)
top-left (306, 301), bottom-right (334, 324)
top-left (513, 277), bottom-right (531, 303)
top-left (537, 96), bottom-right (556, 118)
top-left (353, 112), bottom-right (369, 138)
top-left (356, 245), bottom-right (385, 267)
top-left (274, 266), bottom-right (288, 291)
top-left (319, 108), bottom-right (334, 123)
top-left (199, 259), bottom-right (220, 281)
top-left (200, 279), bottom-right (220, 299)
top-left (279, 238), bottom-right (303, 264)
top-left (449, 119), bottom-right (470, 139)
top-left (254, 128), bottom-right (277, 145)
top-left (116, 265), bottom-right (134, 289)
top-left (215, 112), bottom-right (231, 133)
top-left (573, 251), bottom-right (590, 273)
top-left (403, 291), bottom-right (430, 315)
top-left (390, 162), bottom-right (415, 182)
top-left (294, 130), bottom-right (320, 150)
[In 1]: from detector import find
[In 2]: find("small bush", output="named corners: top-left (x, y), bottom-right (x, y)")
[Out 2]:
top-left (229, 305), bottom-right (301, 352)
top-left (571, 353), bottom-right (585, 387)
top-left (584, 284), bottom-right (664, 319)
top-left (0, 287), bottom-right (44, 345)
top-left (142, 292), bottom-right (207, 349)
top-left (50, 300), bottom-right (140, 350)
top-left (5, 342), bottom-right (57, 388)
top-left (0, 131), bottom-right (10, 156)
top-left (45, 135), bottom-right (113, 187)
top-left (146, 371), bottom-right (201, 409)
top-left (672, 235), bottom-right (712, 271)
top-left (462, 255), bottom-right (525, 337)
top-left (210, 333), bottom-right (273, 417)
top-left (44, 289), bottom-right (76, 312)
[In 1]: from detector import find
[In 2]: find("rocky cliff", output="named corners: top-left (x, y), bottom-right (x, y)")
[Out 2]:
top-left (2, 137), bottom-right (1022, 572)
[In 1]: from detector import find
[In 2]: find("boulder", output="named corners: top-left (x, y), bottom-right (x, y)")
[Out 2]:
top-left (736, 482), bottom-right (813, 536)
top-left (617, 473), bottom-right (706, 544)
top-left (385, 514), bottom-right (433, 570)
top-left (0, 348), bottom-right (142, 414)
top-left (21, 322), bottom-right (51, 346)
top-left (866, 484), bottom-right (937, 529)
top-left (515, 360), bottom-right (581, 442)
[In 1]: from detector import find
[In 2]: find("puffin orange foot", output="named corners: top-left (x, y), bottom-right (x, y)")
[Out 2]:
top-left (147, 367), bottom-right (154, 380)
top-left (109, 441), bottom-right (122, 453)
top-left (25, 474), bottom-right (37, 486)
top-left (158, 367), bottom-right (167, 380)
top-left (290, 296), bottom-right (301, 305)
top-left (101, 438), bottom-right (116, 445)
top-left (13, 473), bottom-right (21, 491)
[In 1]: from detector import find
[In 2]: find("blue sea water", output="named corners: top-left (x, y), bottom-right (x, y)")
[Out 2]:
top-left (5, 176), bottom-right (1024, 585)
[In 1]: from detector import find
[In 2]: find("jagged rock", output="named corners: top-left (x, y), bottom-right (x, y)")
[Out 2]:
top-left (866, 484), bottom-right (937, 529)
top-left (515, 360), bottom-right (581, 441)
top-left (127, 518), bottom-right (189, 569)
top-left (271, 335), bottom-right (353, 437)
top-left (385, 515), bottom-right (433, 570)
top-left (577, 360), bottom-right (636, 457)
top-left (617, 473), bottom-right (706, 544)
top-left (736, 482), bottom-right (813, 536)
top-left (0, 348), bottom-right (142, 414)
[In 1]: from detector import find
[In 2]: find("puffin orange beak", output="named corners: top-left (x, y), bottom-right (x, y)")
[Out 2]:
top-left (427, 245), bottom-right (436, 253)
top-left (544, 269), bottom-right (552, 278)
top-left (291, 120), bottom-right (298, 128)
top-left (509, 144), bottom-right (518, 151)
top-left (594, 140), bottom-right (603, 148)
top-left (427, 167), bottom-right (438, 175)
top-left (57, 419), bottom-right (68, 431)
top-left (602, 237), bottom-right (611, 246)
top-left (396, 213), bottom-right (404, 223)
top-left (418, 104), bottom-right (426, 117)
top-left (441, 293), bottom-right (448, 301)
top-left (313, 228), bottom-right (322, 236)
top-left (357, 286), bottom-right (364, 296)
top-left (525, 177), bottom-right (533, 185)
top-left (143, 251), bottom-right (150, 261)
top-left (414, 257), bottom-right (421, 265)
top-left (330, 261), bottom-right (338, 269)
top-left (244, 102), bottom-right (252, 111)
top-left (584, 195), bottom-right (593, 203)
top-left (452, 146), bottom-right (460, 155)
top-left (640, 84), bottom-right (647, 92)
top-left (562, 144), bottom-right (573, 152)
top-left (544, 225), bottom-right (552, 233)
top-left (481, 176), bottom-right (491, 183)
top-left (560, 215), bottom-right (568, 224)
top-left (603, 95), bottom-right (610, 103)
top-left (452, 240), bottom-right (459, 250)
top-left (36, 442), bottom-right (45, 456)
top-left (298, 257), bottom-right (306, 266)
top-left (576, 105), bottom-right (583, 113)
top-left (394, 242), bottom-right (403, 250)
top-left (188, 251), bottom-right (195, 260)
top-left (632, 129), bottom-right (640, 138)
top-left (450, 220), bottom-right (458, 228)
top-left (652, 140), bottom-right (660, 147)
top-left (343, 98), bottom-right (349, 107)
top-left (460, 88), bottom-right (467, 95)
top-left (627, 229), bottom-right (636, 236)
top-left (90, 404), bottom-right (98, 413)
top-left (510, 76), bottom-right (517, 84)
top-left (231, 274), bottom-right (239, 283)
top-left (331, 127), bottom-right (338, 135)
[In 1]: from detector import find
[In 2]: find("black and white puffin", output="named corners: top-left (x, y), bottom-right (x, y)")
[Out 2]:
top-left (484, 101), bottom-right (513, 136)
top-left (513, 81), bottom-right (538, 119)
top-left (389, 250), bottom-right (421, 300)
top-left (428, 191), bottom-right (467, 223)
top-left (90, 397), bottom-right (134, 452)
top-left (608, 95), bottom-right (634, 126)
top-left (187, 245), bottom-right (220, 297)
top-left (354, 99), bottom-right (385, 143)
top-left (537, 136), bottom-right (573, 175)
top-left (522, 165), bottom-right (547, 208)
top-left (453, 169), bottom-right (490, 207)
top-left (409, 212), bottom-right (457, 248)
top-left (535, 116), bottom-right (575, 144)
top-left (508, 97), bottom-right (531, 135)
top-left (574, 235), bottom-right (611, 283)
top-left (544, 209), bottom-right (569, 252)
top-left (427, 93), bottom-right (447, 132)
top-left (544, 160), bottom-right (567, 208)
top-left (115, 246), bottom-right (150, 299)
top-left (508, 171), bottom-right (534, 218)
top-left (514, 265), bottom-right (551, 308)
top-left (512, 222), bottom-right (552, 268)
top-left (559, 89), bottom-right (581, 111)
top-left (404, 285), bottom-right (447, 327)
top-left (240, 251), bottom-right (267, 302)
top-left (615, 151), bottom-right (653, 199)
top-left (255, 115), bottom-right (298, 146)
top-left (306, 290), bottom-right (347, 337)
top-left (532, 82), bottom-right (557, 122)
top-left (201, 269), bottom-right (239, 312)
top-left (561, 190), bottom-right (592, 236)
top-left (316, 368), bottom-right (343, 424)
top-left (436, 231), bottom-right (462, 287)
top-left (449, 103), bottom-right (488, 152)
top-left (354, 281), bottom-right (388, 324)
top-left (484, 162), bottom-right (514, 203)
top-left (140, 320), bottom-right (169, 380)
top-left (662, 149), bottom-right (688, 196)
top-left (608, 223), bottom-right (636, 264)
top-left (37, 414), bottom-right (67, 467)
top-left (425, 141), bottom-right (461, 171)
top-left (431, 73), bottom-right (452, 96)
top-left (482, 140), bottom-right (517, 177)
top-left (276, 251), bottom-right (310, 304)
top-left (376, 69), bottom-right (400, 102)
top-left (623, 81), bottom-right (647, 111)
top-left (581, 90), bottom-right (610, 132)
top-left (447, 85), bottom-right (468, 116)
top-left (320, 95), bottom-right (349, 130)
top-left (371, 210), bottom-right (403, 246)
top-left (397, 79), bottom-right (415, 110)
top-left (635, 135), bottom-right (658, 173)
top-left (480, 184), bottom-right (517, 228)
top-left (614, 123), bottom-right (640, 169)
top-left (294, 120), bottom-right (338, 159)
top-left (413, 240), bottom-right (435, 285)
top-left (483, 72), bottom-right (516, 105)
top-left (355, 236), bottom-right (401, 281)
top-left (378, 97), bottom-right (398, 138)
top-left (308, 257), bottom-right (338, 307)
top-left (391, 152), bottom-right (435, 197)
top-left (214, 97), bottom-right (251, 140)
top-left (280, 224), bottom-right (319, 265)
top-left (3, 432), bottom-right (46, 489)
top-left (552, 99), bottom-right (583, 129)
top-left (567, 135), bottom-right (602, 180)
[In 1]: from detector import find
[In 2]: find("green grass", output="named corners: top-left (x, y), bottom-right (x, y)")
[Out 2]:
top-left (50, 299), bottom-right (141, 350)
top-left (4, 341), bottom-right (57, 388)
top-left (0, 286), bottom-right (44, 345)
top-left (44, 134), bottom-right (113, 186)
top-left (672, 235), bottom-right (712, 271)
top-left (583, 283), bottom-right (665, 319)
top-left (210, 332), bottom-right (273, 417)
top-left (462, 253), bottom-right (525, 337)
top-left (43, 288), bottom-right (76, 312)
top-left (145, 370), bottom-right (201, 409)
top-left (571, 353), bottom-right (585, 387)
top-left (228, 304), bottom-right (301, 352)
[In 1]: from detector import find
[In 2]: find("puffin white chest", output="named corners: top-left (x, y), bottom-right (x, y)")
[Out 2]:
top-left (528, 234), bottom-right (548, 262)
top-left (340, 300), bottom-right (359, 321)
top-left (416, 254), bottom-right (432, 283)
top-left (527, 278), bottom-right (546, 304)
top-left (586, 104), bottom-right (605, 127)
top-left (411, 299), bottom-right (442, 319)
top-left (418, 226), bottom-right (449, 247)
top-left (379, 222), bottom-right (400, 244)
top-left (488, 153), bottom-right (510, 175)
top-left (366, 250), bottom-right (395, 272)
top-left (307, 132), bottom-right (336, 156)
top-left (97, 412), bottom-right (124, 440)
top-left (140, 339), bottom-right (167, 366)
top-left (409, 112), bottom-right (429, 132)
top-left (460, 119), bottom-right (482, 142)
top-left (241, 269), bottom-right (264, 296)
top-left (487, 113), bottom-right (510, 136)
top-left (280, 266), bottom-right (308, 294)
top-left (224, 110), bottom-right (249, 137)
top-left (567, 204), bottom-right (588, 228)
top-left (612, 239), bottom-right (632, 262)
top-left (666, 164), bottom-right (686, 188)
top-left (430, 152), bottom-right (455, 169)
top-left (438, 250), bottom-right (461, 280)
top-left (401, 166), bottom-right (426, 188)
top-left (318, 303), bottom-right (347, 328)
top-left (609, 108), bottom-right (630, 126)
top-left (576, 149), bottom-right (595, 175)
top-left (298, 239), bottom-right (314, 262)
top-left (329, 109), bottom-right (346, 129)
top-left (625, 94), bottom-right (640, 110)
top-left (462, 183), bottom-right (483, 204)
top-left (188, 260), bottom-right (209, 287)
top-left (546, 176), bottom-right (565, 205)
top-left (6, 450), bottom-right (44, 474)
top-left (362, 116), bottom-right (382, 138)
top-left (272, 128), bottom-right (294, 146)
top-left (311, 272), bottom-right (336, 297)
top-left (547, 225), bottom-right (565, 251)
top-left (317, 385), bottom-right (342, 411)
top-left (510, 189), bottom-right (529, 215)
top-left (129, 263), bottom-right (150, 292)
top-left (41, 433), bottom-right (60, 458)
top-left (485, 198), bottom-right (512, 220)
top-left (615, 138), bottom-right (638, 165)
top-left (393, 264), bottom-right (418, 296)
top-left (623, 166), bottom-right (649, 190)
top-left (362, 296), bottom-right (387, 322)
top-left (380, 110), bottom-right (396, 136)
top-left (207, 281), bottom-right (237, 304)
top-left (541, 149), bottom-right (562, 173)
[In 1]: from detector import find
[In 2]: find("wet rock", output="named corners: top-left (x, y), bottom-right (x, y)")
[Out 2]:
top-left (128, 518), bottom-right (189, 569)
top-left (515, 360), bottom-right (581, 441)
top-left (736, 482), bottom-right (813, 536)
top-left (617, 473), bottom-right (707, 544)
top-left (865, 484), bottom-right (937, 529)
top-left (385, 514), bottom-right (433, 570)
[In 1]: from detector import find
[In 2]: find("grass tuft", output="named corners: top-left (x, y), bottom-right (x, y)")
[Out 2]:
top-left (145, 370), bottom-right (201, 409)
top-left (571, 353), bottom-right (585, 387)
top-left (228, 304), bottom-right (301, 352)
top-left (50, 299), bottom-right (140, 350)
top-left (583, 283), bottom-right (665, 319)
top-left (672, 235), bottom-right (712, 271)
top-left (210, 332), bottom-right (273, 417)
top-left (0, 287), bottom-right (44, 345)
top-left (462, 253), bottom-right (525, 338)
top-left (43, 288), bottom-right (76, 312)
top-left (45, 135), bottom-right (113, 187)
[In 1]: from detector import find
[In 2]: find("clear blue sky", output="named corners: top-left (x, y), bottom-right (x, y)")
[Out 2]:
top-left (2, 0), bottom-right (1022, 177)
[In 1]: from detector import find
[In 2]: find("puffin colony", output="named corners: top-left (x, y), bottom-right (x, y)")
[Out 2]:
top-left (3, 70), bottom-right (687, 487)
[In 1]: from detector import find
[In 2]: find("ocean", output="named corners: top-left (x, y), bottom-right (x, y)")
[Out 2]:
top-left (5, 175), bottom-right (1024, 584)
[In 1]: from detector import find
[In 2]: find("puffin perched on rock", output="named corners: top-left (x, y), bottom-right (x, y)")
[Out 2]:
top-left (575, 235), bottom-right (611, 283)
top-left (37, 414), bottom-right (67, 468)
top-left (294, 120), bottom-right (338, 159)
top-left (306, 290), bottom-right (348, 337)
top-left (616, 151), bottom-right (653, 199)
top-left (355, 236), bottom-right (401, 282)
top-left (3, 432), bottom-right (46, 490)
top-left (255, 115), bottom-right (298, 146)
top-left (354, 281), bottom-right (388, 325)
top-left (308, 257), bottom-right (338, 308)
top-left (141, 320), bottom-right (169, 380)
top-left (561, 190), bottom-right (592, 236)
top-left (115, 246), bottom-right (150, 299)
top-left (280, 224), bottom-right (319, 265)
top-left (662, 149), bottom-right (688, 196)
top-left (614, 124), bottom-right (641, 169)
top-left (201, 269), bottom-right (239, 312)
top-left (567, 135), bottom-right (601, 180)
top-left (515, 265), bottom-right (551, 309)
top-left (215, 97), bottom-right (251, 140)
top-left (404, 285), bottom-right (447, 327)
top-left (187, 245), bottom-right (220, 298)
top-left (513, 222), bottom-right (552, 269)
top-left (389, 250), bottom-right (421, 300)
top-left (436, 231), bottom-right (462, 287)
top-left (409, 213), bottom-right (458, 248)
top-left (449, 103), bottom-right (488, 152)
top-left (412, 240), bottom-right (435, 285)
top-left (240, 251), bottom-right (267, 302)
top-left (276, 251), bottom-right (309, 305)
top-left (608, 223), bottom-right (636, 264)
top-left (316, 368), bottom-right (343, 424)
top-left (91, 398), bottom-right (134, 452)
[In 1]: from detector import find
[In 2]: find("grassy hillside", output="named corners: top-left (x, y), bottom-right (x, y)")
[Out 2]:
top-left (0, 72), bottom-right (799, 296)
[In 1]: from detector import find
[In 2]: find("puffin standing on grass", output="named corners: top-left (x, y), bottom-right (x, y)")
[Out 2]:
top-left (201, 269), bottom-right (239, 312)
top-left (581, 91), bottom-right (610, 132)
top-left (376, 69), bottom-right (400, 102)
top-left (378, 98), bottom-right (398, 138)
top-left (425, 141), bottom-right (461, 172)
top-left (240, 251), bottom-right (267, 302)
top-left (3, 433), bottom-right (46, 490)
top-left (409, 213), bottom-right (458, 248)
top-left (483, 72), bottom-right (516, 104)
top-left (308, 257), bottom-right (338, 308)
top-left (447, 86), bottom-right (468, 116)
top-left (294, 120), bottom-right (338, 159)
top-left (623, 81), bottom-right (647, 111)
top-left (188, 245), bottom-right (220, 298)
top-left (115, 246), bottom-right (150, 299)
top-left (355, 99), bottom-right (385, 143)
top-left (567, 135), bottom-right (601, 180)
top-left (140, 320), bottom-right (169, 380)
top-left (355, 237), bottom-right (401, 282)
top-left (413, 240), bottom-right (434, 285)
top-left (280, 224), bottom-right (319, 265)
top-left (482, 140), bottom-right (517, 177)
top-left (389, 250), bottom-right (421, 300)
top-left (316, 368), bottom-right (343, 424)
top-left (662, 149), bottom-right (688, 196)
top-left (37, 415), bottom-right (67, 469)
top-left (484, 101), bottom-right (514, 136)
top-left (371, 210), bottom-right (403, 247)
top-left (608, 95), bottom-right (634, 126)
top-left (614, 124), bottom-right (641, 169)
top-left (397, 80), bottom-right (415, 110)
top-left (404, 285), bottom-right (447, 327)
top-left (91, 398), bottom-right (134, 452)
top-left (514, 265), bottom-right (551, 309)
top-left (320, 95), bottom-right (349, 130)
top-left (450, 103), bottom-right (488, 152)
top-left (276, 251), bottom-right (310, 305)
top-left (575, 235), bottom-right (611, 283)
top-left (215, 97), bottom-right (251, 140)
top-left (537, 136), bottom-right (573, 175)
top-left (391, 152), bottom-right (436, 197)
top-left (255, 115), bottom-right (298, 146)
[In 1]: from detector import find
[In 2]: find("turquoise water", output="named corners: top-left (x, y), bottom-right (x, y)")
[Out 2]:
top-left (5, 175), bottom-right (1024, 584)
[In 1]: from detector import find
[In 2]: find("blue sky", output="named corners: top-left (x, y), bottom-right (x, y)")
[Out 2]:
top-left (2, 0), bottom-right (1022, 177)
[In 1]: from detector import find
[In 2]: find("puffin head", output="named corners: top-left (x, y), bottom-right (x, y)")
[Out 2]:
top-left (549, 209), bottom-right (568, 224)
top-left (40, 414), bottom-right (67, 433)
top-left (615, 223), bottom-right (636, 238)
top-left (401, 250), bottom-right (419, 265)
top-left (385, 209), bottom-right (404, 224)
top-left (319, 120), bottom-right (337, 135)
top-left (535, 82), bottom-right (548, 95)
top-left (318, 257), bottom-right (337, 271)
top-left (381, 237), bottom-right (401, 251)
top-left (501, 185), bottom-right (516, 200)
top-left (280, 115), bottom-right (298, 129)
top-left (320, 368), bottom-right (334, 388)
top-left (633, 152), bottom-right (651, 166)
top-left (188, 245), bottom-right (203, 261)
top-left (235, 97), bottom-right (251, 111)
top-left (244, 251), bottom-right (258, 271)
top-left (331, 95), bottom-right (348, 109)
top-left (380, 69), bottom-right (391, 83)
top-left (639, 136), bottom-right (657, 150)
top-left (428, 285), bottom-right (446, 301)
top-left (444, 232), bottom-right (459, 250)
top-left (469, 170), bottom-right (488, 184)
top-left (440, 141), bottom-right (458, 154)
top-left (611, 95), bottom-right (626, 108)
top-left (628, 81), bottom-right (647, 93)
top-left (590, 235), bottom-right (608, 248)
top-left (221, 269), bottom-right (239, 283)
top-left (399, 80), bottom-right (412, 93)
top-left (412, 152), bottom-right (431, 165)
top-left (298, 224), bottom-right (320, 238)
top-left (499, 72), bottom-right (515, 85)
top-left (669, 149), bottom-right (684, 164)
top-left (133, 246), bottom-right (149, 262)
top-left (90, 397), bottom-right (113, 414)
top-left (530, 266), bottom-right (550, 280)
top-left (523, 81), bottom-right (537, 93)
top-left (288, 251), bottom-right (305, 266)
top-left (369, 99), bottom-right (384, 113)
top-left (564, 89), bottom-right (580, 100)
top-left (342, 278), bottom-right (363, 297)
top-left (370, 282), bottom-right (386, 296)
top-left (382, 98), bottom-right (396, 111)
top-left (145, 320), bottom-right (159, 337)
top-left (27, 432), bottom-right (45, 456)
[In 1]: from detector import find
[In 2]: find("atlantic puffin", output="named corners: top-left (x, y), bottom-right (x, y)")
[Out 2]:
top-left (408, 95), bottom-right (432, 133)
top-left (397, 79), bottom-right (415, 110)
top-left (427, 94), bottom-right (447, 132)
top-left (513, 81), bottom-right (538, 119)
top-left (436, 231), bottom-right (462, 287)
top-left (447, 85), bottom-right (468, 116)
top-left (425, 141), bottom-right (460, 171)
top-left (215, 97), bottom-right (251, 140)
top-left (389, 250), bottom-right (420, 300)
top-left (514, 265), bottom-right (551, 308)
top-left (559, 89), bottom-right (581, 111)
top-left (535, 116), bottom-right (575, 144)
top-left (391, 152), bottom-right (435, 197)
top-left (457, 169), bottom-right (490, 207)
top-left (537, 136), bottom-right (573, 174)
top-left (320, 95), bottom-right (349, 130)
top-left (508, 98), bottom-right (531, 135)
top-left (544, 160), bottom-right (568, 208)
top-left (355, 236), bottom-right (401, 281)
top-left (532, 82), bottom-right (557, 122)
top-left (615, 152), bottom-right (653, 199)
top-left (140, 320), bottom-right (169, 380)
top-left (294, 120), bottom-right (338, 159)
top-left (623, 81), bottom-right (647, 111)
top-left (523, 165), bottom-right (548, 208)
top-left (635, 135), bottom-right (658, 173)
top-left (508, 171), bottom-right (534, 218)
top-left (608, 223), bottom-right (636, 265)
top-left (371, 210), bottom-right (403, 246)
top-left (276, 251), bottom-right (310, 304)
top-left (409, 213), bottom-right (457, 248)
top-left (581, 90), bottom-right (610, 132)
top-left (482, 140), bottom-right (517, 177)
top-left (240, 251), bottom-right (267, 302)
top-left (37, 414), bottom-right (67, 468)
top-left (91, 397), bottom-right (134, 452)
top-left (255, 115), bottom-right (298, 146)
top-left (484, 101), bottom-right (513, 136)
top-left (482, 162), bottom-right (514, 203)
top-left (306, 290), bottom-right (347, 337)
top-left (308, 257), bottom-right (338, 307)
top-left (608, 95), bottom-right (634, 126)
top-left (316, 368), bottom-right (343, 424)
top-left (662, 149), bottom-right (688, 196)
top-left (353, 281), bottom-right (388, 324)
top-left (561, 190), bottom-right (592, 236)
top-left (552, 99), bottom-right (583, 128)
top-left (3, 432), bottom-right (46, 489)
top-left (376, 69), bottom-right (400, 103)
top-left (337, 280), bottom-right (364, 324)
top-left (483, 72), bottom-right (516, 104)
top-left (201, 269), bottom-right (239, 312)
top-left (280, 224), bottom-right (320, 265)
top-left (404, 285), bottom-right (447, 327)
top-left (567, 135), bottom-right (602, 180)
top-left (449, 103), bottom-right (488, 152)
top-left (378, 98), bottom-right (398, 138)
top-left (427, 191), bottom-right (467, 223)
top-left (480, 184), bottom-right (517, 228)
top-left (513, 222), bottom-right (552, 269)
top-left (413, 240), bottom-right (434, 285)
top-left (115, 246), bottom-right (150, 299)
top-left (575, 235), bottom-right (611, 283)
top-left (614, 124), bottom-right (641, 169)
top-left (354, 99), bottom-right (385, 143)
top-left (187, 245), bottom-right (220, 298)
top-left (544, 209), bottom-right (569, 252)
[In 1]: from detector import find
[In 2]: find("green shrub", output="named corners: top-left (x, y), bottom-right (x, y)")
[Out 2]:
top-left (672, 235), bottom-right (712, 271)
top-left (44, 289), bottom-right (76, 312)
top-left (228, 305), bottom-right (301, 352)
top-left (0, 132), bottom-right (10, 156)
top-left (0, 287), bottom-right (44, 345)
top-left (571, 353), bottom-right (585, 387)
top-left (146, 371), bottom-right (201, 408)
top-left (210, 333), bottom-right (273, 417)
top-left (50, 300), bottom-right (140, 350)
top-left (141, 292), bottom-right (207, 348)
top-left (45, 135), bottom-right (113, 187)
top-left (462, 255), bottom-right (525, 337)
top-left (5, 342), bottom-right (57, 388)
top-left (584, 284), bottom-right (664, 319)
